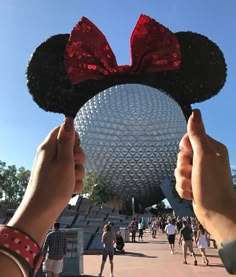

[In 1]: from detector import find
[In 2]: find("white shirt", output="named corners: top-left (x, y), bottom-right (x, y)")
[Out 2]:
top-left (138, 223), bottom-right (143, 230)
top-left (165, 224), bottom-right (176, 235)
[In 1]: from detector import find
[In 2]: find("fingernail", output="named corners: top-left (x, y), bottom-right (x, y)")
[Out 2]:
top-left (192, 109), bottom-right (202, 123)
top-left (64, 117), bottom-right (74, 131)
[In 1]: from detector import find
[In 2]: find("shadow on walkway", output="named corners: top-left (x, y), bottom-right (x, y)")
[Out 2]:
top-left (208, 264), bottom-right (224, 268)
top-left (206, 254), bottom-right (221, 258)
top-left (185, 263), bottom-right (224, 269)
top-left (124, 251), bottom-right (158, 258)
top-left (149, 240), bottom-right (169, 244)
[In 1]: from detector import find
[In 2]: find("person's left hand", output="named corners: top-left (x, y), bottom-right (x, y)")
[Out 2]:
top-left (26, 117), bottom-right (85, 212)
top-left (9, 118), bottom-right (85, 244)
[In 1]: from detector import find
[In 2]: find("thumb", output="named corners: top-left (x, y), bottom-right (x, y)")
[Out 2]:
top-left (57, 117), bottom-right (75, 160)
top-left (187, 109), bottom-right (209, 154)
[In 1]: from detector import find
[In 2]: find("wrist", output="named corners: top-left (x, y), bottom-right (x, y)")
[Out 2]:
top-left (0, 225), bottom-right (44, 276)
top-left (7, 200), bottom-right (60, 246)
top-left (205, 198), bottom-right (236, 245)
top-left (218, 238), bottom-right (236, 275)
top-left (209, 218), bottom-right (236, 246)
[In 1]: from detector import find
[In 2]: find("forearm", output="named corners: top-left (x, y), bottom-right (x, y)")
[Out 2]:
top-left (7, 199), bottom-right (62, 246)
top-left (1, 203), bottom-right (60, 276)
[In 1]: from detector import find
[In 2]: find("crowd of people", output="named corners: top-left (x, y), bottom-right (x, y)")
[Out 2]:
top-left (96, 215), bottom-right (211, 276)
top-left (128, 215), bottom-right (210, 265)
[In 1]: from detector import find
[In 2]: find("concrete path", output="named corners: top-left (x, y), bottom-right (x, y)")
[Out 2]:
top-left (82, 231), bottom-right (228, 277)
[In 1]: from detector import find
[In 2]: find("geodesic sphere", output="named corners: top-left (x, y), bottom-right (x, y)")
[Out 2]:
top-left (74, 84), bottom-right (186, 206)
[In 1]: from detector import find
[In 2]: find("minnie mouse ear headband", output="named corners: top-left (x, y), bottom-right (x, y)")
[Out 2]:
top-left (27, 14), bottom-right (226, 118)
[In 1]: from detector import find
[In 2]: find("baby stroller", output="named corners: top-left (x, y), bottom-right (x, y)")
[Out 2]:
top-left (115, 232), bottom-right (125, 254)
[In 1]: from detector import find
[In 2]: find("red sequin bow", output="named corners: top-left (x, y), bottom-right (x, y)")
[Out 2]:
top-left (64, 14), bottom-right (181, 85)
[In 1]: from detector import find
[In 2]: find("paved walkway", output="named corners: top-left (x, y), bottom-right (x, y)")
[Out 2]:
top-left (82, 231), bottom-right (228, 277)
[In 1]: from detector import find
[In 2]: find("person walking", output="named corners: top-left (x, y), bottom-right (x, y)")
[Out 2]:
top-left (191, 219), bottom-right (198, 246)
top-left (138, 219), bottom-right (144, 241)
top-left (42, 222), bottom-right (67, 277)
top-left (151, 219), bottom-right (157, 238)
top-left (98, 224), bottom-right (116, 277)
top-left (160, 217), bottom-right (166, 233)
top-left (129, 218), bottom-right (137, 242)
top-left (164, 219), bottom-right (177, 254)
top-left (141, 217), bottom-right (146, 233)
top-left (179, 221), bottom-right (197, 265)
top-left (176, 217), bottom-right (183, 234)
top-left (196, 224), bottom-right (209, 265)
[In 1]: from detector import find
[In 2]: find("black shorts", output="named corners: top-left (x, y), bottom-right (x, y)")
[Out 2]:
top-left (139, 229), bottom-right (143, 236)
top-left (102, 248), bottom-right (114, 262)
top-left (168, 234), bottom-right (176, 244)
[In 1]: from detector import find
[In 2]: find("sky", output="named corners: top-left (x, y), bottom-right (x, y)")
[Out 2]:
top-left (0, 0), bottom-right (236, 172)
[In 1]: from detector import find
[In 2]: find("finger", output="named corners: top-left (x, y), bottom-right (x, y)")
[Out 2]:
top-left (175, 160), bottom-right (192, 179)
top-left (175, 187), bottom-right (193, 200)
top-left (187, 109), bottom-right (209, 155)
top-left (74, 131), bottom-right (80, 146)
top-left (38, 126), bottom-right (60, 150)
top-left (34, 127), bottom-right (60, 164)
top-left (74, 146), bottom-right (86, 164)
top-left (179, 133), bottom-right (193, 157)
top-left (57, 118), bottom-right (75, 160)
top-left (28, 126), bottom-right (61, 186)
top-left (74, 132), bottom-right (86, 164)
top-left (175, 171), bottom-right (192, 192)
top-left (175, 168), bottom-right (193, 200)
top-left (74, 180), bottom-right (84, 193)
top-left (75, 164), bottom-right (85, 181)
top-left (74, 138), bottom-right (86, 164)
top-left (177, 151), bottom-right (193, 169)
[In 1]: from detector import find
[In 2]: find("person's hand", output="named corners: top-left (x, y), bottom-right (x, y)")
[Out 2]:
top-left (27, 117), bottom-right (85, 212)
top-left (175, 109), bottom-right (236, 245)
top-left (8, 118), bottom-right (85, 245)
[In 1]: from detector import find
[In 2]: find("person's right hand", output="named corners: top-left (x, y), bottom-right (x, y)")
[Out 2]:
top-left (175, 109), bottom-right (236, 245)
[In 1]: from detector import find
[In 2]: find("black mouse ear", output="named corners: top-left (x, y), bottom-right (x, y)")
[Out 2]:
top-left (176, 31), bottom-right (227, 103)
top-left (27, 34), bottom-right (80, 116)
top-left (154, 32), bottom-right (227, 105)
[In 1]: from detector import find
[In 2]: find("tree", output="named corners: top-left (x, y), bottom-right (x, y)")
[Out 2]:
top-left (82, 171), bottom-right (97, 195)
top-left (82, 171), bottom-right (114, 205)
top-left (149, 201), bottom-right (166, 216)
top-left (0, 160), bottom-right (30, 208)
